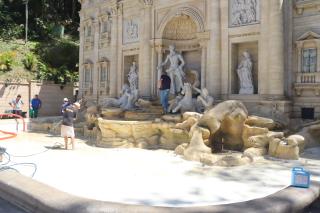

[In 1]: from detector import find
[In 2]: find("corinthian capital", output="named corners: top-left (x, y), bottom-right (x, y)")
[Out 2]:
top-left (142, 0), bottom-right (153, 6)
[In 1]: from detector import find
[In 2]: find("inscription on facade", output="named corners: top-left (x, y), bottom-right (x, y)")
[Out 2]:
top-left (230, 0), bottom-right (260, 27)
top-left (123, 19), bottom-right (139, 44)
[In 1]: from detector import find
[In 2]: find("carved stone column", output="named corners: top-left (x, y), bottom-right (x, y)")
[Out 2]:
top-left (199, 39), bottom-right (208, 89)
top-left (139, 1), bottom-right (153, 98)
top-left (78, 13), bottom-right (85, 97)
top-left (268, 0), bottom-right (284, 96)
top-left (154, 45), bottom-right (164, 96)
top-left (92, 20), bottom-right (100, 99)
top-left (296, 42), bottom-right (303, 76)
top-left (207, 0), bottom-right (221, 95)
top-left (317, 41), bottom-right (320, 73)
top-left (109, 6), bottom-right (118, 97)
top-left (116, 3), bottom-right (123, 96)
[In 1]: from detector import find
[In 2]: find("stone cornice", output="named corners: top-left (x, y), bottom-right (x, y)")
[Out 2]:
top-left (295, 0), bottom-right (320, 14)
top-left (294, 83), bottom-right (320, 96)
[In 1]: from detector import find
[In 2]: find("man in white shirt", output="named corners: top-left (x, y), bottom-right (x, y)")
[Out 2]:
top-left (9, 94), bottom-right (24, 116)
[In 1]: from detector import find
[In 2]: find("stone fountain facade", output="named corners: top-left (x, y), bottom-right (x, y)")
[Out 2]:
top-left (78, 0), bottom-right (320, 120)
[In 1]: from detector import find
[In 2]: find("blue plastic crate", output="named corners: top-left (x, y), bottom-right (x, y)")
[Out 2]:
top-left (291, 167), bottom-right (310, 188)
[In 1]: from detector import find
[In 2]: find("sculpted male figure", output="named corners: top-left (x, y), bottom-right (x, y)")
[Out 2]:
top-left (158, 45), bottom-right (185, 94)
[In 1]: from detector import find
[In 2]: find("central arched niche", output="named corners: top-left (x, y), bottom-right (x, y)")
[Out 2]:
top-left (162, 14), bottom-right (201, 88)
top-left (163, 14), bottom-right (197, 40)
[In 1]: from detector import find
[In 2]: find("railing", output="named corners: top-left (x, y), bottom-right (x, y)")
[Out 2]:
top-left (83, 82), bottom-right (92, 89)
top-left (0, 113), bottom-right (26, 140)
top-left (296, 72), bottom-right (320, 83)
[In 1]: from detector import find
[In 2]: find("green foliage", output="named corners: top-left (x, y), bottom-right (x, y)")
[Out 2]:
top-left (23, 53), bottom-right (38, 71)
top-left (37, 62), bottom-right (78, 84)
top-left (0, 0), bottom-right (81, 40)
top-left (0, 51), bottom-right (17, 71)
top-left (0, 0), bottom-right (24, 40)
top-left (0, 67), bottom-right (35, 83)
top-left (34, 39), bottom-right (79, 84)
top-left (36, 39), bottom-right (79, 71)
top-left (0, 0), bottom-right (81, 84)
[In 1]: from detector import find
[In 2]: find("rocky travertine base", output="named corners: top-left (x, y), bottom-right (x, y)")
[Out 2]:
top-left (297, 122), bottom-right (320, 148)
top-left (97, 118), bottom-right (189, 150)
top-left (174, 100), bottom-right (306, 165)
top-left (29, 100), bottom-right (308, 166)
top-left (28, 116), bottom-right (62, 133)
top-left (28, 117), bottom-right (97, 139)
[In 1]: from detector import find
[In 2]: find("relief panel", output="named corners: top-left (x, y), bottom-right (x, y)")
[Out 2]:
top-left (229, 0), bottom-right (260, 27)
top-left (123, 18), bottom-right (139, 44)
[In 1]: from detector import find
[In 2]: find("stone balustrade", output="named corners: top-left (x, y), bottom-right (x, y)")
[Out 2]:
top-left (296, 72), bottom-right (320, 83)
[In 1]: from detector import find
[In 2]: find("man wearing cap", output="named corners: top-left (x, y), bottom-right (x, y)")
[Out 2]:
top-left (61, 102), bottom-right (81, 150)
top-left (61, 98), bottom-right (70, 115)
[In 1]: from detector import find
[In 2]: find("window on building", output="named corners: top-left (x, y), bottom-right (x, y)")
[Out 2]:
top-left (86, 25), bottom-right (92, 37)
top-left (84, 66), bottom-right (91, 82)
top-left (102, 21), bottom-right (109, 33)
top-left (100, 65), bottom-right (107, 82)
top-left (301, 107), bottom-right (314, 120)
top-left (302, 48), bottom-right (317, 72)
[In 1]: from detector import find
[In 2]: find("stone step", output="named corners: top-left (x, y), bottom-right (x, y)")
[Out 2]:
top-left (124, 111), bottom-right (162, 120)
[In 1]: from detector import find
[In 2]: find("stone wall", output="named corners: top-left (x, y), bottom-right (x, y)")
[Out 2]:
top-left (291, 0), bottom-right (320, 119)
top-left (0, 81), bottom-right (75, 117)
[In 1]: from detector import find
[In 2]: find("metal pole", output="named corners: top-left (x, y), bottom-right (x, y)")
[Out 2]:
top-left (25, 0), bottom-right (28, 44)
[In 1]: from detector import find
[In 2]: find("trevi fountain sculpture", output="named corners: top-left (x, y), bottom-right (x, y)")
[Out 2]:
top-left (29, 47), bottom-right (314, 167)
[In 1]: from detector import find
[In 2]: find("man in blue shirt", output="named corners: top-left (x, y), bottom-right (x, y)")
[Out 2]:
top-left (158, 72), bottom-right (171, 114)
top-left (30, 95), bottom-right (42, 118)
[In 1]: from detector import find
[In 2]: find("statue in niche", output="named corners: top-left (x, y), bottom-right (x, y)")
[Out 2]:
top-left (193, 87), bottom-right (214, 112)
top-left (231, 0), bottom-right (258, 26)
top-left (157, 45), bottom-right (185, 94)
top-left (237, 51), bottom-right (254, 95)
top-left (128, 61), bottom-right (138, 90)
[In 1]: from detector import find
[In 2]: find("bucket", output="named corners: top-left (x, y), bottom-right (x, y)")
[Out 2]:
top-left (291, 167), bottom-right (310, 188)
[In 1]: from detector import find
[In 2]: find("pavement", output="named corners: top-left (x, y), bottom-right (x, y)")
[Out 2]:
top-left (0, 124), bottom-right (319, 212)
top-left (0, 197), bottom-right (27, 213)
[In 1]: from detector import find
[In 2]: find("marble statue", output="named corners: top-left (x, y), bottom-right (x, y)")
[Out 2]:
top-left (128, 61), bottom-right (138, 90)
top-left (123, 88), bottom-right (139, 110)
top-left (101, 84), bottom-right (138, 110)
top-left (237, 51), bottom-right (254, 94)
top-left (168, 94), bottom-right (183, 113)
top-left (172, 83), bottom-right (195, 113)
top-left (193, 87), bottom-right (214, 112)
top-left (101, 84), bottom-right (129, 108)
top-left (157, 45), bottom-right (185, 94)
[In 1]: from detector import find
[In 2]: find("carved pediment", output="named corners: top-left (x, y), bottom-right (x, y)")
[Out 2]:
top-left (297, 31), bottom-right (320, 41)
top-left (84, 59), bottom-right (93, 65)
top-left (99, 57), bottom-right (109, 63)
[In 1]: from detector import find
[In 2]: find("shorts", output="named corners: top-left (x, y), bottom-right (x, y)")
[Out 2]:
top-left (61, 125), bottom-right (75, 138)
